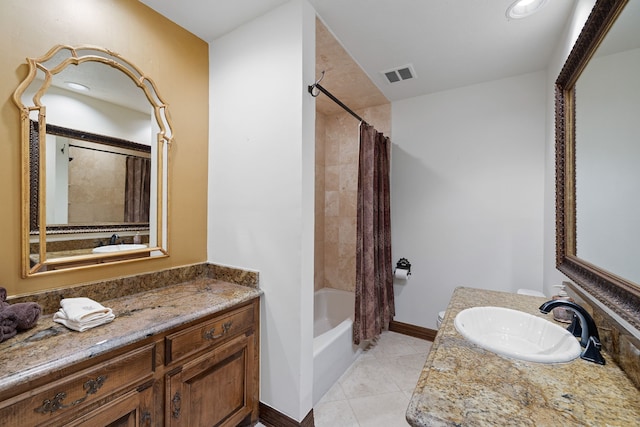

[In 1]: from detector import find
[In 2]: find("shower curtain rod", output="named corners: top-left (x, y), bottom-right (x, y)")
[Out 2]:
top-left (308, 71), bottom-right (368, 125)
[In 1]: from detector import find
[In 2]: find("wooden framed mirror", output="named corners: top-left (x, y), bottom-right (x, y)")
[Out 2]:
top-left (555, 0), bottom-right (640, 330)
top-left (13, 45), bottom-right (172, 276)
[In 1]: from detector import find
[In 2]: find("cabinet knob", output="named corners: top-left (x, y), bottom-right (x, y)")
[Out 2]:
top-left (141, 411), bottom-right (152, 426)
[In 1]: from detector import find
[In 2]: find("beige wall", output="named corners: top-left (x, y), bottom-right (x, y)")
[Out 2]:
top-left (0, 0), bottom-right (209, 296)
top-left (316, 104), bottom-right (391, 292)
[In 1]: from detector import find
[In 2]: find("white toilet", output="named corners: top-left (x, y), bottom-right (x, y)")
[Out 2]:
top-left (516, 288), bottom-right (546, 297)
top-left (436, 310), bottom-right (446, 329)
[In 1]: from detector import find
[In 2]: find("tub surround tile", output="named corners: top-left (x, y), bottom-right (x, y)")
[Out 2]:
top-left (0, 276), bottom-right (262, 396)
top-left (7, 262), bottom-right (259, 315)
top-left (406, 287), bottom-right (640, 426)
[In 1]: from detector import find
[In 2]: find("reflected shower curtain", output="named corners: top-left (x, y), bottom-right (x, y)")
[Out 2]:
top-left (124, 156), bottom-right (151, 222)
top-left (353, 122), bottom-right (394, 345)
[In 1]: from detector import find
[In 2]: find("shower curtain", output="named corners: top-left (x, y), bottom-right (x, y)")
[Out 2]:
top-left (353, 122), bottom-right (394, 345)
top-left (124, 156), bottom-right (151, 223)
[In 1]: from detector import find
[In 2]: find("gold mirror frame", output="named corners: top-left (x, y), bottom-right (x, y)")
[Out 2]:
top-left (555, 0), bottom-right (640, 330)
top-left (13, 45), bottom-right (172, 276)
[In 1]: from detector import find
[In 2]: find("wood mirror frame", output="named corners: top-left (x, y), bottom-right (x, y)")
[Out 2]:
top-left (555, 0), bottom-right (640, 331)
top-left (13, 45), bottom-right (172, 276)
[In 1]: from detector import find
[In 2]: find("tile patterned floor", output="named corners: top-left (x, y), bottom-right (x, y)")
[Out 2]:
top-left (256, 332), bottom-right (430, 427)
top-left (314, 331), bottom-right (432, 427)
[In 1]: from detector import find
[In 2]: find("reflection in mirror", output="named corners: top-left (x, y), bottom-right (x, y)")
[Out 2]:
top-left (556, 0), bottom-right (640, 331)
top-left (13, 45), bottom-right (172, 276)
top-left (38, 124), bottom-right (152, 227)
top-left (574, 0), bottom-right (640, 285)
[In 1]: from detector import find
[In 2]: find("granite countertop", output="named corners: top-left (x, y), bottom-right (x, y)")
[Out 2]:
top-left (406, 287), bottom-right (640, 426)
top-left (0, 278), bottom-right (262, 395)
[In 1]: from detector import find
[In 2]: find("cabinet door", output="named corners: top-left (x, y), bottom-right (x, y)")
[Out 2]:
top-left (167, 331), bottom-right (256, 427)
top-left (63, 382), bottom-right (154, 427)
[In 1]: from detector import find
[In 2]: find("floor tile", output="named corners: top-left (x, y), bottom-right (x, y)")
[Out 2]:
top-left (319, 380), bottom-right (348, 404)
top-left (380, 353), bottom-right (428, 391)
top-left (314, 400), bottom-right (360, 427)
top-left (338, 357), bottom-right (401, 399)
top-left (314, 331), bottom-right (432, 427)
top-left (349, 391), bottom-right (411, 427)
top-left (364, 333), bottom-right (418, 359)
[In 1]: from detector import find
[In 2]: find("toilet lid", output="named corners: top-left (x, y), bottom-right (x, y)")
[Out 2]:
top-left (516, 288), bottom-right (546, 297)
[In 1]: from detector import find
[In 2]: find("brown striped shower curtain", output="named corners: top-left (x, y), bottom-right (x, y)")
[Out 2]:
top-left (124, 156), bottom-right (151, 223)
top-left (353, 122), bottom-right (394, 345)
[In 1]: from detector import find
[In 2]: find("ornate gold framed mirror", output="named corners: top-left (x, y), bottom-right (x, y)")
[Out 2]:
top-left (13, 45), bottom-right (172, 276)
top-left (556, 0), bottom-right (640, 330)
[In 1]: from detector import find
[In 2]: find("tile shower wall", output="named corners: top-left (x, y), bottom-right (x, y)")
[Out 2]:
top-left (315, 113), bottom-right (327, 291)
top-left (315, 105), bottom-right (391, 292)
top-left (68, 146), bottom-right (126, 223)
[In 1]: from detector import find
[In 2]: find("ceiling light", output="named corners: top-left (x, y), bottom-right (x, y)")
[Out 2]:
top-left (506, 0), bottom-right (547, 19)
top-left (65, 81), bottom-right (90, 92)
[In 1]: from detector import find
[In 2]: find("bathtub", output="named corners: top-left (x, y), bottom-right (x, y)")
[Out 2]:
top-left (313, 288), bottom-right (363, 405)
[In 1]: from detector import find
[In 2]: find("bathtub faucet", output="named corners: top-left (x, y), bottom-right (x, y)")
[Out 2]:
top-left (539, 299), bottom-right (605, 365)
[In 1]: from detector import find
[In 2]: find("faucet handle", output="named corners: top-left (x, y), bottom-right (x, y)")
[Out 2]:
top-left (567, 314), bottom-right (582, 339)
top-left (581, 336), bottom-right (605, 365)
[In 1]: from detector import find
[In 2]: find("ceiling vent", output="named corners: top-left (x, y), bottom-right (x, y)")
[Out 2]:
top-left (382, 64), bottom-right (416, 84)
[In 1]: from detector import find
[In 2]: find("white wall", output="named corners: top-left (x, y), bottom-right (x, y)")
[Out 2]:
top-left (24, 85), bottom-right (152, 145)
top-left (391, 71), bottom-right (546, 329)
top-left (542, 0), bottom-right (596, 296)
top-left (208, 0), bottom-right (316, 421)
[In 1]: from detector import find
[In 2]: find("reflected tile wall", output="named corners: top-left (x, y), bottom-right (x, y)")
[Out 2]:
top-left (68, 146), bottom-right (126, 223)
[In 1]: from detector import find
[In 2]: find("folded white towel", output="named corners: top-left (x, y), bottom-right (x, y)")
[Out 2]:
top-left (53, 297), bottom-right (115, 332)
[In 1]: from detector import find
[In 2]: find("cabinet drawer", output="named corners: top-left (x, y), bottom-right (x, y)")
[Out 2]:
top-left (0, 343), bottom-right (155, 426)
top-left (165, 303), bottom-right (255, 364)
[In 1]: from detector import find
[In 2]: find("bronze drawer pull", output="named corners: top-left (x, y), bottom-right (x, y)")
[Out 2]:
top-left (172, 391), bottom-right (181, 418)
top-left (203, 321), bottom-right (232, 340)
top-left (34, 375), bottom-right (107, 414)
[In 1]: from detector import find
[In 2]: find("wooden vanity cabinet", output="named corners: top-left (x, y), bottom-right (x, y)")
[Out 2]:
top-left (64, 383), bottom-right (155, 427)
top-left (0, 297), bottom-right (259, 427)
top-left (166, 332), bottom-right (257, 426)
top-left (165, 301), bottom-right (259, 427)
top-left (0, 342), bottom-right (157, 427)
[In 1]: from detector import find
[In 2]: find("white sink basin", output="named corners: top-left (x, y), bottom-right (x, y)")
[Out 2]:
top-left (92, 244), bottom-right (147, 253)
top-left (454, 306), bottom-right (581, 364)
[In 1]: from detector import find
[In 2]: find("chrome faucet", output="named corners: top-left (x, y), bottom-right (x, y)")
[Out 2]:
top-left (109, 234), bottom-right (119, 245)
top-left (539, 300), bottom-right (605, 365)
